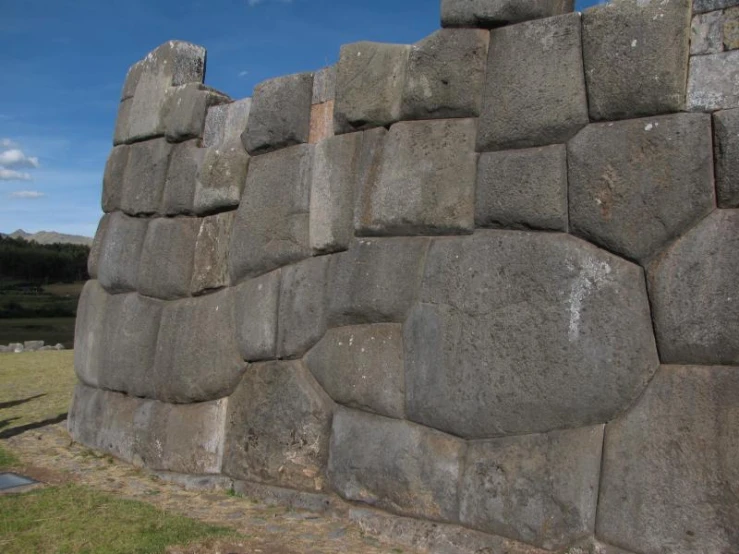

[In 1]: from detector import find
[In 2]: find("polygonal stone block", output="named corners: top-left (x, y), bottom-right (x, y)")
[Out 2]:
top-left (229, 144), bottom-right (313, 282)
top-left (648, 210), bottom-right (739, 365)
top-left (477, 13), bottom-right (588, 151)
top-left (327, 237), bottom-right (429, 327)
top-left (120, 138), bottom-right (172, 216)
top-left (194, 137), bottom-right (250, 215)
top-left (190, 212), bottom-right (235, 295)
top-left (223, 360), bottom-right (334, 492)
top-left (233, 270), bottom-right (280, 362)
top-left (102, 145), bottom-right (129, 213)
top-left (357, 118), bottom-right (477, 235)
top-left (334, 42), bottom-right (411, 135)
top-left (312, 66), bottom-right (336, 104)
top-left (74, 280), bottom-right (108, 388)
top-left (597, 365), bottom-right (739, 554)
top-left (694, 0), bottom-right (739, 13)
top-left (582, 0), bottom-right (691, 121)
top-left (568, 113), bottom-right (715, 263)
top-left (137, 217), bottom-right (199, 300)
top-left (203, 98), bottom-right (252, 148)
top-left (304, 323), bottom-right (405, 419)
top-left (160, 140), bottom-right (203, 215)
top-left (441, 0), bottom-right (574, 28)
top-left (475, 144), bottom-right (568, 231)
top-left (162, 83), bottom-right (229, 143)
top-left (460, 425), bottom-right (604, 550)
top-left (328, 408), bottom-right (464, 522)
top-left (88, 213), bottom-right (111, 279)
top-left (691, 10), bottom-right (726, 55)
top-left (96, 211), bottom-right (149, 293)
top-left (241, 72), bottom-right (313, 155)
top-left (688, 49), bottom-right (739, 111)
top-left (309, 101), bottom-right (334, 144)
top-left (404, 231), bottom-right (659, 439)
top-left (113, 98), bottom-right (133, 146)
top-left (714, 108), bottom-right (739, 207)
top-left (120, 60), bottom-right (144, 101)
top-left (401, 29), bottom-right (489, 121)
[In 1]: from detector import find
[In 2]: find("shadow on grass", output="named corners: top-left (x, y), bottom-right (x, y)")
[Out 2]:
top-left (0, 394), bottom-right (46, 410)
top-left (0, 417), bottom-right (20, 430)
top-left (0, 413), bottom-right (67, 440)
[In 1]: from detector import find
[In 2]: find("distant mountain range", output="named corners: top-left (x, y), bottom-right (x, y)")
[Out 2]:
top-left (3, 229), bottom-right (93, 246)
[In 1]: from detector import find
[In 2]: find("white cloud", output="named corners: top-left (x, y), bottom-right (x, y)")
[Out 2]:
top-left (0, 168), bottom-right (32, 181)
top-left (1, 138), bottom-right (17, 148)
top-left (9, 190), bottom-right (45, 199)
top-left (238, 70), bottom-right (249, 77)
top-left (0, 148), bottom-right (40, 169)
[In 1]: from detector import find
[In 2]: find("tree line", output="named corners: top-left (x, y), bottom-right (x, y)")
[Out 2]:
top-left (0, 235), bottom-right (90, 283)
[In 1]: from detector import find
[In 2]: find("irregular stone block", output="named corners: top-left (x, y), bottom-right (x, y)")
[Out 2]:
top-left (194, 137), bottom-right (250, 215)
top-left (241, 72), bottom-right (313, 155)
top-left (137, 217), bottom-right (199, 300)
top-left (304, 323), bottom-right (405, 419)
top-left (277, 256), bottom-right (330, 358)
top-left (694, 0), bottom-right (739, 13)
top-left (582, 0), bottom-right (691, 121)
top-left (233, 269), bottom-right (280, 361)
top-left (597, 365), bottom-right (739, 554)
top-left (475, 144), bottom-right (568, 231)
top-left (121, 60), bottom-right (144, 101)
top-left (88, 213), bottom-right (112, 279)
top-left (113, 98), bottom-right (133, 145)
top-left (223, 360), bottom-right (334, 492)
top-left (203, 98), bottom-right (252, 148)
top-left (190, 212), bottom-right (235, 295)
top-left (162, 83), bottom-right (229, 143)
top-left (405, 231), bottom-right (659, 439)
top-left (102, 145), bottom-right (129, 213)
top-left (74, 281), bottom-right (107, 388)
top-left (568, 113), bottom-right (715, 263)
top-left (334, 42), bottom-right (411, 134)
top-left (229, 144), bottom-right (313, 281)
top-left (312, 65), bottom-right (336, 104)
top-left (691, 10), bottom-right (725, 55)
top-left (154, 288), bottom-right (244, 403)
top-left (351, 127), bottom-right (387, 230)
top-left (688, 50), bottom-right (739, 111)
top-left (477, 13), bottom-right (588, 151)
top-left (120, 138), bottom-right (172, 216)
top-left (327, 237), bottom-right (429, 327)
top-left (441, 0), bottom-right (574, 27)
top-left (460, 426), bottom-right (604, 550)
top-left (328, 408), bottom-right (464, 521)
top-left (309, 100), bottom-right (334, 144)
top-left (648, 210), bottom-right (739, 365)
top-left (160, 140), bottom-right (203, 215)
top-left (23, 340), bottom-right (43, 351)
top-left (714, 108), bottom-right (739, 207)
top-left (96, 211), bottom-right (149, 293)
top-left (357, 118), bottom-right (476, 235)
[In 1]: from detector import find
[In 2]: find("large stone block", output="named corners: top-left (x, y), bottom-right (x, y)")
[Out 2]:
top-left (689, 8), bottom-right (739, 55)
top-left (581, 0), bottom-right (691, 121)
top-left (328, 408), bottom-right (464, 522)
top-left (460, 426), bottom-right (604, 550)
top-left (477, 13), bottom-right (588, 151)
top-left (154, 288), bottom-right (244, 403)
top-left (694, 0), bottom-right (739, 14)
top-left (120, 138), bottom-right (172, 216)
top-left (190, 212), bottom-right (235, 295)
top-left (475, 144), bottom-right (568, 231)
top-left (688, 49), bottom-right (739, 111)
top-left (312, 65), bottom-right (336, 104)
top-left (568, 113), bottom-right (715, 263)
top-left (441, 0), bottom-right (574, 27)
top-left (113, 98), bottom-right (133, 146)
top-left (351, 127), bottom-right (387, 231)
top-left (203, 98), bottom-right (252, 148)
top-left (309, 100), bottom-right (335, 144)
top-left (223, 360), bottom-right (334, 492)
top-left (96, 211), bottom-right (149, 293)
top-left (327, 237), bottom-right (429, 327)
top-left (162, 83), bottom-right (229, 143)
top-left (137, 217), bottom-right (199, 300)
top-left (74, 280), bottom-right (108, 388)
top-left (233, 270), bottom-right (280, 361)
top-left (102, 145), bottom-right (129, 213)
top-left (405, 231), bottom-right (659, 439)
top-left (597, 365), bottom-right (739, 554)
top-left (714, 108), bottom-right (739, 207)
top-left (194, 137), bottom-right (250, 215)
top-left (304, 323), bottom-right (405, 419)
top-left (334, 42), bottom-right (411, 134)
top-left (87, 213), bottom-right (111, 279)
top-left (647, 210), bottom-right (739, 365)
top-left (160, 140), bottom-right (203, 215)
top-left (241, 72), bottom-right (313, 155)
top-left (121, 60), bottom-right (144, 101)
top-left (401, 29), bottom-right (489, 121)
top-left (357, 119), bottom-right (476, 235)
top-left (229, 144), bottom-right (313, 281)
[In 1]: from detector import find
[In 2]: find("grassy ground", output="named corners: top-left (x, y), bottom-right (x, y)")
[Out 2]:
top-left (0, 318), bottom-right (77, 349)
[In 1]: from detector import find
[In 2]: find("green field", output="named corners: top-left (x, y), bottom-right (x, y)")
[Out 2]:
top-left (0, 318), bottom-right (77, 349)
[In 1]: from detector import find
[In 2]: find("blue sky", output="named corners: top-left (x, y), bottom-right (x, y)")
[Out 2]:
top-left (0, 0), bottom-right (603, 237)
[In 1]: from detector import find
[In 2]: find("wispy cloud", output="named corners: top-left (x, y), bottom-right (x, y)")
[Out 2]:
top-left (9, 190), bottom-right (46, 199)
top-left (247, 0), bottom-right (293, 7)
top-left (0, 168), bottom-right (32, 181)
top-left (238, 70), bottom-right (249, 77)
top-left (0, 148), bottom-right (40, 168)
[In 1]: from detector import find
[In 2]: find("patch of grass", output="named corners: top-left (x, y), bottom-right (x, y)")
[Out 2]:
top-left (0, 443), bottom-right (20, 469)
top-left (0, 484), bottom-right (235, 554)
top-left (0, 317), bottom-right (77, 349)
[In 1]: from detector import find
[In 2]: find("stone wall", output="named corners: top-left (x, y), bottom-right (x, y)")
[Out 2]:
top-left (70, 1), bottom-right (739, 552)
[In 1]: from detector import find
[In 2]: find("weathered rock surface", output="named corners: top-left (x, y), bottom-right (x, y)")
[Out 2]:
top-left (121, 60), bottom-right (144, 101)
top-left (194, 137), bottom-right (250, 215)
top-left (568, 113), bottom-right (715, 263)
top-left (694, 0), bottom-right (739, 14)
top-left (203, 98), bottom-right (252, 148)
top-left (597, 365), bottom-right (739, 554)
top-left (477, 13), bottom-right (588, 151)
top-left (96, 211), bottom-right (149, 293)
top-left (713, 108), bottom-right (739, 207)
top-left (120, 138), bottom-right (172, 216)
top-left (160, 140), bottom-right (203, 215)
top-left (102, 145), bottom-right (129, 213)
top-left (312, 66), bottom-right (336, 104)
top-left (690, 7), bottom-right (739, 55)
top-left (441, 0), bottom-right (574, 27)
top-left (233, 270), bottom-right (280, 361)
top-left (688, 49), bottom-right (739, 111)
top-left (190, 212), bottom-right (234, 295)
top-left (88, 213), bottom-right (111, 279)
top-left (74, 281), bottom-right (108, 388)
top-left (23, 340), bottom-right (44, 351)
top-left (113, 98), bottom-right (133, 146)
top-left (404, 231), bottom-right (659, 439)
top-left (162, 83), bottom-right (229, 143)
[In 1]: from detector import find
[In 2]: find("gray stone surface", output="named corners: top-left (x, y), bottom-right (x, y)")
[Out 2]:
top-left (160, 140), bottom-right (203, 215)
top-left (88, 213), bottom-right (111, 279)
top-left (648, 210), bottom-right (739, 365)
top-left (714, 108), bottom-right (739, 207)
top-left (113, 98), bottom-right (133, 145)
top-left (203, 98), bottom-right (252, 148)
top-left (121, 60), bottom-right (144, 101)
top-left (120, 138), bottom-right (172, 216)
top-left (327, 237), bottom-right (429, 327)
top-left (694, 0), bottom-right (739, 13)
top-left (23, 340), bottom-right (44, 351)
top-left (691, 9), bottom-right (725, 55)
top-left (401, 29), bottom-right (489, 121)
top-left (102, 145), bottom-right (129, 213)
top-left (190, 211), bottom-right (235, 295)
top-left (137, 216), bottom-right (199, 300)
top-left (351, 127), bottom-right (387, 231)
top-left (233, 269), bottom-right (280, 361)
top-left (162, 83), bottom-right (229, 143)
top-left (334, 42), bottom-right (411, 134)
top-left (582, 0), bottom-right (691, 121)
top-left (441, 0), bottom-right (574, 27)
top-left (475, 144), bottom-right (568, 231)
top-left (357, 118), bottom-right (476, 235)
top-left (405, 231), bottom-right (659, 439)
top-left (304, 323), bottom-right (405, 419)
top-left (477, 13), bottom-right (588, 151)
top-left (568, 113), bottom-right (715, 263)
top-left (73, 281), bottom-right (107, 388)
top-left (597, 365), bottom-right (739, 554)
top-left (312, 66), bottom-right (336, 104)
top-left (460, 426), bottom-right (604, 550)
top-left (328, 408), bottom-right (464, 522)
top-left (277, 256), bottom-right (330, 358)
top-left (223, 360), bottom-right (334, 492)
top-left (96, 211), bottom-right (149, 293)
top-left (194, 137), bottom-right (250, 215)
top-left (154, 288), bottom-right (244, 403)
top-left (688, 49), bottom-right (739, 111)
top-left (229, 144), bottom-right (313, 282)
top-left (241, 72), bottom-right (313, 155)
